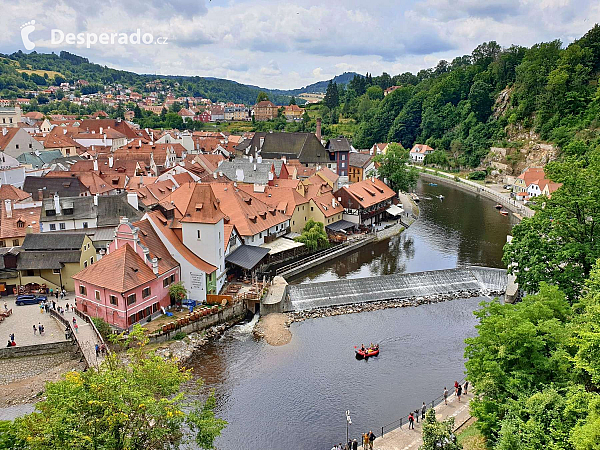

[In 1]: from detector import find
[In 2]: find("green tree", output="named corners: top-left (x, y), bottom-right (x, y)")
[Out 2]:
top-left (294, 220), bottom-right (329, 252)
top-left (289, 96), bottom-right (296, 105)
top-left (323, 80), bottom-right (339, 109)
top-left (366, 85), bottom-right (383, 100)
top-left (372, 143), bottom-right (418, 192)
top-left (11, 325), bottom-right (225, 449)
top-left (169, 282), bottom-right (187, 304)
top-left (468, 81), bottom-right (493, 122)
top-left (503, 151), bottom-right (600, 299)
top-left (256, 91), bottom-right (269, 103)
top-left (420, 409), bottom-right (459, 450)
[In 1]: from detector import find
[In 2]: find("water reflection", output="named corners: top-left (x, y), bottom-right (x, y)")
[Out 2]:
top-left (291, 178), bottom-right (515, 284)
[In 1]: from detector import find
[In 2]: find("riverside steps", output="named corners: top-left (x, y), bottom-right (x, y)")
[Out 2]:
top-left (285, 266), bottom-right (506, 311)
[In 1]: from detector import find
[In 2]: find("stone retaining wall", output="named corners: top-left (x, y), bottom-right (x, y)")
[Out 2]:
top-left (0, 340), bottom-right (74, 359)
top-left (375, 222), bottom-right (405, 241)
top-left (148, 302), bottom-right (246, 344)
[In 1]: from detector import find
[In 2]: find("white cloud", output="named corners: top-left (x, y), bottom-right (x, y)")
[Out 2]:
top-left (1, 0), bottom-right (600, 89)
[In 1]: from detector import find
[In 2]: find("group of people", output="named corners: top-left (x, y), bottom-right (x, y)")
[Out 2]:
top-left (32, 322), bottom-right (45, 335)
top-left (6, 333), bottom-right (15, 347)
top-left (49, 288), bottom-right (67, 300)
top-left (39, 299), bottom-right (72, 316)
top-left (359, 343), bottom-right (379, 353)
top-left (443, 380), bottom-right (469, 405)
top-left (330, 439), bottom-right (358, 450)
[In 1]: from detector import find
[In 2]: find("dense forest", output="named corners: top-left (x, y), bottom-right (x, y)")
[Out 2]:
top-left (310, 25), bottom-right (600, 167)
top-left (0, 50), bottom-right (294, 105)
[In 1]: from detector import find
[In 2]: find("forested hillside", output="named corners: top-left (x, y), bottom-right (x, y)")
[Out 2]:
top-left (317, 25), bottom-right (600, 167)
top-left (0, 51), bottom-right (294, 105)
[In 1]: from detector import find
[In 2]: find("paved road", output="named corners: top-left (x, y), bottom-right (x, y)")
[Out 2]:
top-left (358, 391), bottom-right (473, 450)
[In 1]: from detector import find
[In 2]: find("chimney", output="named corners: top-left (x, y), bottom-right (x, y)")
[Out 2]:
top-left (1, 128), bottom-right (6, 136)
top-left (268, 172), bottom-right (274, 181)
top-left (138, 139), bottom-right (142, 146)
top-left (93, 159), bottom-right (99, 171)
top-left (151, 257), bottom-right (159, 275)
top-left (213, 172), bottom-right (217, 179)
top-left (53, 193), bottom-right (61, 214)
top-left (235, 168), bottom-right (244, 182)
top-left (99, 127), bottom-right (103, 134)
top-left (127, 192), bottom-right (138, 210)
top-left (282, 156), bottom-right (286, 164)
top-left (37, 189), bottom-right (43, 201)
top-left (108, 155), bottom-right (114, 168)
top-left (93, 194), bottom-right (98, 206)
top-left (316, 117), bottom-right (322, 141)
top-left (119, 216), bottom-right (129, 224)
top-left (332, 198), bottom-right (336, 208)
top-left (4, 199), bottom-right (12, 218)
top-left (63, 128), bottom-right (67, 135)
top-left (143, 247), bottom-right (150, 262)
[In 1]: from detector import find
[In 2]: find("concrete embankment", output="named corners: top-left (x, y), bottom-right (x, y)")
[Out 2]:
top-left (418, 170), bottom-right (533, 218)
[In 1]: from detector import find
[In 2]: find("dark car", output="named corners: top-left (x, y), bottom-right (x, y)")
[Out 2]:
top-left (15, 295), bottom-right (47, 306)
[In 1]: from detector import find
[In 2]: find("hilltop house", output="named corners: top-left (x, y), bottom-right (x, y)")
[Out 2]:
top-left (253, 101), bottom-right (278, 121)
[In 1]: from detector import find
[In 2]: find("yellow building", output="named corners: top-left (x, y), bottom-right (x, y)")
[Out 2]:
top-left (15, 233), bottom-right (96, 292)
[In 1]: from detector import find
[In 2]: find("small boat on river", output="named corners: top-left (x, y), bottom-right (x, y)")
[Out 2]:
top-left (355, 346), bottom-right (380, 359)
top-left (429, 182), bottom-right (438, 186)
top-left (438, 195), bottom-right (444, 200)
top-left (500, 210), bottom-right (509, 216)
top-left (495, 204), bottom-right (503, 209)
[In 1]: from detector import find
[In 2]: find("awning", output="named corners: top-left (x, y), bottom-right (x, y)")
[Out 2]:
top-left (260, 238), bottom-right (305, 255)
top-left (326, 219), bottom-right (357, 232)
top-left (225, 245), bottom-right (270, 271)
top-left (386, 204), bottom-right (404, 216)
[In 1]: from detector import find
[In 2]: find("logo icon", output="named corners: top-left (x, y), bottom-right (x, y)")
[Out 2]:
top-left (21, 20), bottom-right (36, 50)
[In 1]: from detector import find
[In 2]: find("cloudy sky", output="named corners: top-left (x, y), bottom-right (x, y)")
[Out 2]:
top-left (1, 0), bottom-right (599, 89)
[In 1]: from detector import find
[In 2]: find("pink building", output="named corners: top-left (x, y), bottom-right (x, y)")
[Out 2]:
top-left (73, 221), bottom-right (180, 329)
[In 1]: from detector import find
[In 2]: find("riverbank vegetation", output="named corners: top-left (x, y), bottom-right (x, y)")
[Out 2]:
top-left (464, 273), bottom-right (600, 449)
top-left (372, 143), bottom-right (419, 192)
top-left (0, 326), bottom-right (225, 449)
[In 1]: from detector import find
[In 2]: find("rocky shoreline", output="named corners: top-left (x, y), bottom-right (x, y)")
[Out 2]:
top-left (287, 289), bottom-right (504, 323)
top-left (154, 323), bottom-right (232, 362)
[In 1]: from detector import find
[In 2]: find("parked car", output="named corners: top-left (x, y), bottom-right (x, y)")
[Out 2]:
top-left (15, 294), bottom-right (47, 306)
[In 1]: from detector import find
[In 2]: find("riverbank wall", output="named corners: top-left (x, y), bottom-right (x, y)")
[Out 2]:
top-left (418, 170), bottom-right (533, 218)
top-left (148, 302), bottom-right (246, 344)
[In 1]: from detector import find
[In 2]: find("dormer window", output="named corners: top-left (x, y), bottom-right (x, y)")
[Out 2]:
top-left (16, 220), bottom-right (24, 228)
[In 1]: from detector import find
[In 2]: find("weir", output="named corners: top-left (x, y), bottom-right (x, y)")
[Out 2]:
top-left (286, 266), bottom-right (507, 311)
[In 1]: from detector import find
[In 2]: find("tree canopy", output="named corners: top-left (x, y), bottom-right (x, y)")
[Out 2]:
top-left (294, 219), bottom-right (329, 252)
top-left (372, 143), bottom-right (419, 192)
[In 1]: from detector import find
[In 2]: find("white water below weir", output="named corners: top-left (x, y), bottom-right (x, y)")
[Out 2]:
top-left (286, 266), bottom-right (507, 311)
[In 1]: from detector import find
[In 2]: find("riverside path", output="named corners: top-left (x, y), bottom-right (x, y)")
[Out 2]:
top-left (358, 390), bottom-right (474, 450)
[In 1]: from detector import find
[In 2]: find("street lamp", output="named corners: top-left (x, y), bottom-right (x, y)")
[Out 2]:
top-left (346, 410), bottom-right (352, 443)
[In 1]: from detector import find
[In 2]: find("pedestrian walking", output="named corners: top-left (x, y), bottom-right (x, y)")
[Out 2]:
top-left (414, 408), bottom-right (420, 423)
top-left (55, 290), bottom-right (59, 300)
top-left (457, 384), bottom-right (462, 402)
top-left (352, 439), bottom-right (358, 450)
top-left (3, 301), bottom-right (7, 311)
top-left (464, 381), bottom-right (469, 395)
top-left (454, 380), bottom-right (459, 394)
top-left (363, 433), bottom-right (369, 449)
top-left (95, 344), bottom-right (100, 357)
top-left (444, 387), bottom-right (449, 405)
top-left (74, 322), bottom-right (78, 333)
top-left (40, 324), bottom-right (44, 334)
top-left (368, 430), bottom-right (375, 450)
top-left (52, 300), bottom-right (56, 310)
top-left (347, 439), bottom-right (352, 450)
top-left (10, 333), bottom-right (15, 342)
top-left (72, 316), bottom-right (76, 325)
top-left (33, 324), bottom-right (37, 335)
top-left (421, 402), bottom-right (427, 421)
top-left (408, 412), bottom-right (415, 430)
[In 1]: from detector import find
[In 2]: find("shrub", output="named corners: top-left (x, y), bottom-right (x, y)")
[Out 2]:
top-left (172, 331), bottom-right (186, 340)
top-left (91, 317), bottom-right (112, 339)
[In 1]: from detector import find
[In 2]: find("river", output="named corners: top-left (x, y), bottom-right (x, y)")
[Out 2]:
top-left (187, 178), bottom-right (516, 449)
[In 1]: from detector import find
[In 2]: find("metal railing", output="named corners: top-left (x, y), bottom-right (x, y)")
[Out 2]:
top-left (48, 308), bottom-right (87, 364)
top-left (380, 377), bottom-right (467, 438)
top-left (275, 235), bottom-right (375, 276)
top-left (73, 308), bottom-right (110, 355)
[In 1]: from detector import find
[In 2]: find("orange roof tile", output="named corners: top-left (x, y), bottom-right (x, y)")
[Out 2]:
top-left (146, 210), bottom-right (216, 273)
top-left (73, 244), bottom-right (156, 293)
top-left (0, 185), bottom-right (31, 202)
top-left (339, 178), bottom-right (396, 209)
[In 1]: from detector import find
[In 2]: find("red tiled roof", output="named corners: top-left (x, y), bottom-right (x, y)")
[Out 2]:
top-left (0, 185), bottom-right (31, 202)
top-left (338, 178), bottom-right (396, 209)
top-left (73, 244), bottom-right (156, 293)
top-left (145, 210), bottom-right (216, 273)
top-left (132, 219), bottom-right (179, 275)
